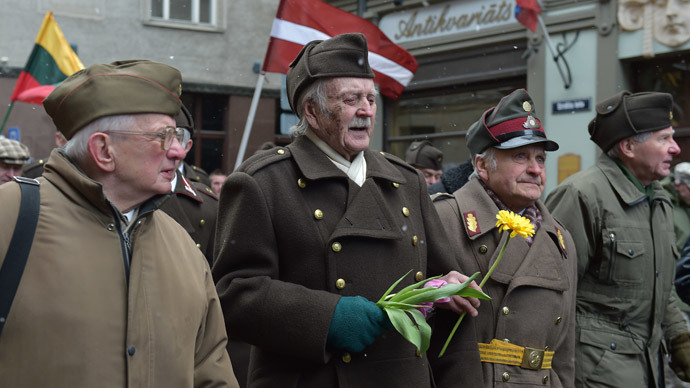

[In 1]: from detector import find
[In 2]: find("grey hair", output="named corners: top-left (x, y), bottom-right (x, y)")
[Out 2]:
top-left (290, 79), bottom-right (330, 137)
top-left (470, 147), bottom-right (497, 178)
top-left (64, 114), bottom-right (138, 166)
top-left (607, 131), bottom-right (654, 158)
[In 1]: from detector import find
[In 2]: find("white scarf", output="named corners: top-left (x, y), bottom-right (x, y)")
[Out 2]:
top-left (306, 129), bottom-right (367, 186)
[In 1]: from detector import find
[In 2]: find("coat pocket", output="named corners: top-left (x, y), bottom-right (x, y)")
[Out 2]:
top-left (577, 328), bottom-right (648, 386)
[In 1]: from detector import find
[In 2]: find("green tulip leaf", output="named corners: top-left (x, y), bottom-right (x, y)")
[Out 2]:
top-left (385, 307), bottom-right (422, 352)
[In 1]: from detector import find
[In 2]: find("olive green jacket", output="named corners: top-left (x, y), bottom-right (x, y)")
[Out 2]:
top-left (213, 136), bottom-right (457, 388)
top-left (661, 176), bottom-right (690, 252)
top-left (545, 153), bottom-right (687, 388)
top-left (0, 150), bottom-right (238, 387)
top-left (428, 177), bottom-right (577, 387)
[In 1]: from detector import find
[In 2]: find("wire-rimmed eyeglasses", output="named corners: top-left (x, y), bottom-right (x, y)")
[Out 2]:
top-left (105, 126), bottom-right (185, 151)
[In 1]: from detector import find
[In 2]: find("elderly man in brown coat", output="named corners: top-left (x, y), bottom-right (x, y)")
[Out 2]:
top-left (0, 60), bottom-right (238, 387)
top-left (213, 33), bottom-right (480, 388)
top-left (428, 89), bottom-right (578, 387)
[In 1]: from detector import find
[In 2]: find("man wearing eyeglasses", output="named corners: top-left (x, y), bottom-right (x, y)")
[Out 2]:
top-left (158, 103), bottom-right (219, 266)
top-left (0, 60), bottom-right (238, 387)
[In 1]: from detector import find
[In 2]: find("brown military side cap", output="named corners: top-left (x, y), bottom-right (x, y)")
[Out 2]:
top-left (43, 60), bottom-right (183, 140)
top-left (466, 88), bottom-right (559, 155)
top-left (0, 138), bottom-right (30, 165)
top-left (588, 91), bottom-right (673, 152)
top-left (405, 140), bottom-right (443, 171)
top-left (286, 33), bottom-right (375, 114)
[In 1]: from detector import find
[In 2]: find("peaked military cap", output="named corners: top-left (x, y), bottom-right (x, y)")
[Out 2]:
top-left (43, 59), bottom-right (183, 140)
top-left (466, 88), bottom-right (559, 155)
top-left (0, 137), bottom-right (30, 165)
top-left (286, 33), bottom-right (375, 114)
top-left (405, 140), bottom-right (443, 171)
top-left (588, 91), bottom-right (673, 152)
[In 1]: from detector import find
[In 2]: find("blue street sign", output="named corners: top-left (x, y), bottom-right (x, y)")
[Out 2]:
top-left (7, 127), bottom-right (19, 141)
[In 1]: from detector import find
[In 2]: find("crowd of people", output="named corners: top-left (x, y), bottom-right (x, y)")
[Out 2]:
top-left (2, 32), bottom-right (690, 388)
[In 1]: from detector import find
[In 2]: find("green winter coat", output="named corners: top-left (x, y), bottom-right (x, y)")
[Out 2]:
top-left (661, 176), bottom-right (690, 252)
top-left (545, 153), bottom-right (687, 388)
top-left (0, 149), bottom-right (238, 388)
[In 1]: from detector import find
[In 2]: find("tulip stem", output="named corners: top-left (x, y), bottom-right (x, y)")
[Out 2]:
top-left (438, 236), bottom-right (510, 358)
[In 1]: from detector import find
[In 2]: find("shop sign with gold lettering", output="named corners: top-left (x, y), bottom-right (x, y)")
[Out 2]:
top-left (379, 0), bottom-right (516, 44)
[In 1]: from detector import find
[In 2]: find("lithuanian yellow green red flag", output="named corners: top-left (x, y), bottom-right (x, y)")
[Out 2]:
top-left (10, 11), bottom-right (84, 104)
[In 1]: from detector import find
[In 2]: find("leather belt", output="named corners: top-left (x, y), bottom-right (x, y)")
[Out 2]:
top-left (478, 339), bottom-right (553, 370)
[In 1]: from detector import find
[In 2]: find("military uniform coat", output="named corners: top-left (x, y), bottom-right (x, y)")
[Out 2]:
top-left (213, 136), bottom-right (457, 388)
top-left (0, 149), bottom-right (238, 388)
top-left (545, 153), bottom-right (688, 388)
top-left (184, 160), bottom-right (211, 187)
top-left (428, 176), bottom-right (577, 387)
top-left (159, 170), bottom-right (218, 265)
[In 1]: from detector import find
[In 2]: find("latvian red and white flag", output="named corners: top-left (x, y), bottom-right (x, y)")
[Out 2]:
top-left (262, 0), bottom-right (418, 99)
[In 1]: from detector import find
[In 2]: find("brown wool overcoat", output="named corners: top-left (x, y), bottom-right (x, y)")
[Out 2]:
top-left (213, 136), bottom-right (458, 388)
top-left (159, 170), bottom-right (218, 266)
top-left (0, 149), bottom-right (238, 388)
top-left (428, 177), bottom-right (577, 387)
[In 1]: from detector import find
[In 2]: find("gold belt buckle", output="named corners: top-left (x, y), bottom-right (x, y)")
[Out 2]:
top-left (521, 347), bottom-right (545, 370)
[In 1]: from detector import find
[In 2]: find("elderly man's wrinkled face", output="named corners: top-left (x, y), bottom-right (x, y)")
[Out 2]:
top-left (626, 127), bottom-right (680, 185)
top-left (307, 77), bottom-right (377, 161)
top-left (476, 144), bottom-right (547, 212)
top-left (0, 160), bottom-right (24, 185)
top-left (111, 114), bottom-right (185, 201)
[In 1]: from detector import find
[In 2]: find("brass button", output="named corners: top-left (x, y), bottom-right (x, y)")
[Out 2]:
top-left (392, 182), bottom-right (400, 188)
top-left (277, 149), bottom-right (285, 155)
top-left (342, 352), bottom-right (351, 363)
top-left (555, 316), bottom-right (562, 325)
top-left (502, 306), bottom-right (510, 315)
top-left (107, 224), bottom-right (115, 231)
top-left (332, 242), bottom-right (342, 252)
top-left (415, 349), bottom-right (421, 357)
top-left (297, 178), bottom-right (306, 188)
top-left (503, 338), bottom-right (510, 343)
top-left (336, 279), bottom-right (346, 289)
top-left (502, 372), bottom-right (510, 382)
top-left (412, 235), bottom-right (419, 246)
top-left (136, 220), bottom-right (143, 226)
top-left (478, 245), bottom-right (488, 254)
top-left (196, 243), bottom-right (202, 249)
top-left (402, 207), bottom-right (410, 217)
top-left (199, 219), bottom-right (206, 227)
top-left (314, 209), bottom-right (324, 220)
top-left (415, 271), bottom-right (424, 281)
top-left (542, 375), bottom-right (549, 384)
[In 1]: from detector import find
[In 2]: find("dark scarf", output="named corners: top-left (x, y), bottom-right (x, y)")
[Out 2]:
top-left (478, 179), bottom-right (542, 245)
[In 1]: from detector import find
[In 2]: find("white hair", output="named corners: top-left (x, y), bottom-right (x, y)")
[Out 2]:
top-left (64, 114), bottom-right (138, 166)
top-left (290, 79), bottom-right (330, 137)
top-left (607, 131), bottom-right (653, 158)
top-left (470, 147), bottom-right (497, 178)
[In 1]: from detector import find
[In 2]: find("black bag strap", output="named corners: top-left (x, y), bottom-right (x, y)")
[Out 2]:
top-left (0, 177), bottom-right (40, 338)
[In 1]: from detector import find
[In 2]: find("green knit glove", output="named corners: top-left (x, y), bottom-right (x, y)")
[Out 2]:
top-left (326, 296), bottom-right (392, 352)
top-left (671, 332), bottom-right (690, 382)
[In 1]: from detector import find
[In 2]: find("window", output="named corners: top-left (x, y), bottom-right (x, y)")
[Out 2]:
top-left (149, 0), bottom-right (217, 27)
top-left (387, 79), bottom-right (525, 170)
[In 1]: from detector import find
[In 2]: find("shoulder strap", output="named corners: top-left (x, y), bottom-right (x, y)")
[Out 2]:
top-left (0, 177), bottom-right (40, 338)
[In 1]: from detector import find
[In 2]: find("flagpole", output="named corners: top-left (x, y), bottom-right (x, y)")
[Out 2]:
top-left (234, 71), bottom-right (266, 171)
top-left (537, 14), bottom-right (571, 89)
top-left (0, 101), bottom-right (15, 136)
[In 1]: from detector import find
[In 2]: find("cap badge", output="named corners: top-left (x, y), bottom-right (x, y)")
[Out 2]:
top-left (178, 84), bottom-right (183, 96)
top-left (464, 211), bottom-right (481, 237)
top-left (522, 101), bottom-right (532, 112)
